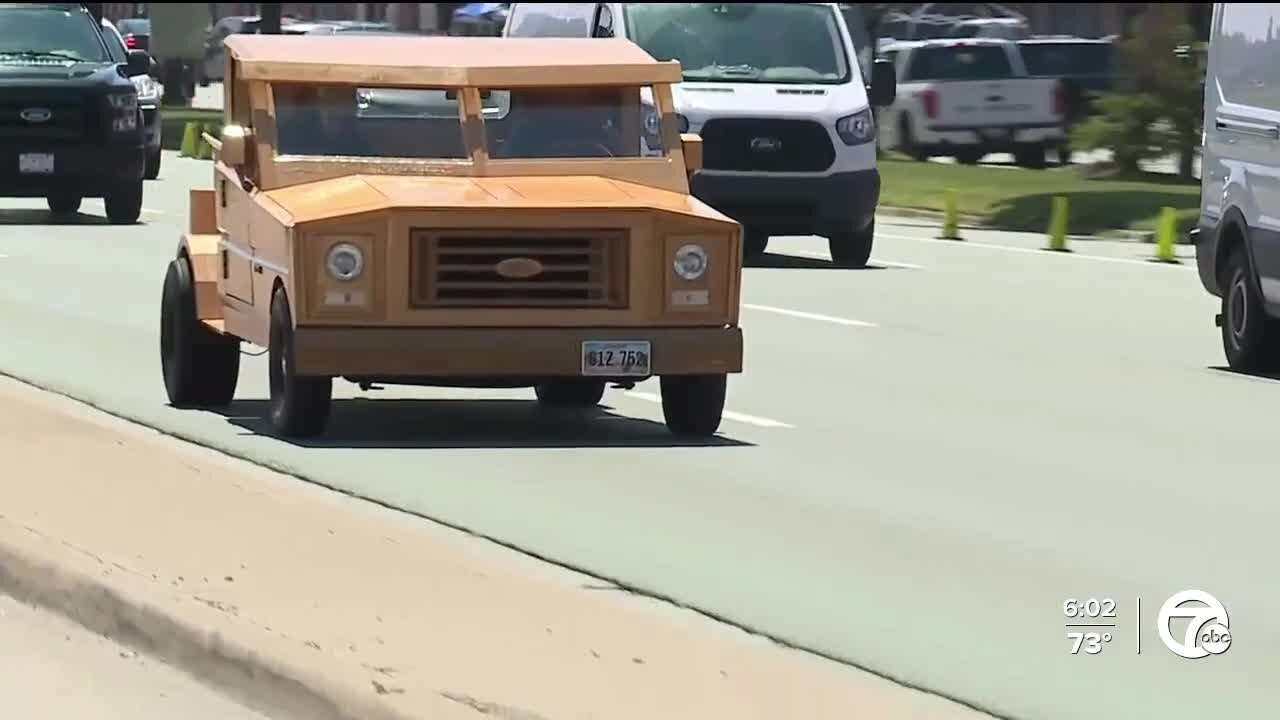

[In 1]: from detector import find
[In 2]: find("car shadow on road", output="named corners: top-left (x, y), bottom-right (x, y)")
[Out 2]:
top-left (750, 252), bottom-right (888, 270)
top-left (0, 209), bottom-right (142, 226)
top-left (205, 398), bottom-right (754, 449)
top-left (1208, 366), bottom-right (1280, 383)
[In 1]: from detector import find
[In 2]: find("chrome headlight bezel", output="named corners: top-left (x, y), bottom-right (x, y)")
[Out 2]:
top-left (673, 243), bottom-right (709, 281)
top-left (325, 242), bottom-right (365, 282)
top-left (133, 75), bottom-right (160, 103)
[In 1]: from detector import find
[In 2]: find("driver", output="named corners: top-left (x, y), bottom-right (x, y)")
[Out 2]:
top-left (503, 87), bottom-right (624, 158)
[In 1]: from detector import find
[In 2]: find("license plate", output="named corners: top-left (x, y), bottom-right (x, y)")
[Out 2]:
top-left (19, 152), bottom-right (53, 174)
top-left (581, 341), bottom-right (651, 377)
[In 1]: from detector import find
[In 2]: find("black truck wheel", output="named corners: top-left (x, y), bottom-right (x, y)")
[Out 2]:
top-left (268, 288), bottom-right (332, 437)
top-left (105, 179), bottom-right (143, 224)
top-left (659, 374), bottom-right (727, 437)
top-left (1222, 247), bottom-right (1280, 372)
top-left (535, 379), bottom-right (606, 408)
top-left (829, 221), bottom-right (874, 268)
top-left (160, 256), bottom-right (240, 407)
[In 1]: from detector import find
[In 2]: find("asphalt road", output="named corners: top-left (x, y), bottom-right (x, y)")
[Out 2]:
top-left (0, 594), bottom-right (269, 719)
top-left (0, 152), bottom-right (1273, 720)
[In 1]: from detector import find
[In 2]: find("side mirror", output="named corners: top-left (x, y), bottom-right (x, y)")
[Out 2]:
top-left (125, 49), bottom-right (150, 78)
top-left (680, 132), bottom-right (702, 174)
top-left (868, 58), bottom-right (897, 107)
top-left (220, 124), bottom-right (252, 167)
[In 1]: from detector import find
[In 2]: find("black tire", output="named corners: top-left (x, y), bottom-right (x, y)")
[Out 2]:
top-left (743, 231), bottom-right (769, 264)
top-left (828, 221), bottom-right (874, 268)
top-left (105, 180), bottom-right (143, 224)
top-left (268, 288), bottom-right (332, 438)
top-left (47, 194), bottom-right (81, 215)
top-left (1014, 145), bottom-right (1047, 169)
top-left (145, 147), bottom-right (161, 180)
top-left (534, 379), bottom-right (606, 408)
top-left (955, 149), bottom-right (983, 165)
top-left (160, 256), bottom-right (240, 407)
top-left (899, 116), bottom-right (928, 162)
top-left (659, 374), bottom-right (727, 437)
top-left (1221, 247), bottom-right (1280, 372)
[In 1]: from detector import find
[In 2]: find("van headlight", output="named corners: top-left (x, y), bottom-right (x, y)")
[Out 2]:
top-left (673, 243), bottom-right (708, 280)
top-left (836, 108), bottom-right (875, 145)
top-left (326, 242), bottom-right (365, 281)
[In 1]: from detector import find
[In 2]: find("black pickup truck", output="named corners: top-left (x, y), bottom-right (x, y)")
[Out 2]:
top-left (0, 3), bottom-right (150, 223)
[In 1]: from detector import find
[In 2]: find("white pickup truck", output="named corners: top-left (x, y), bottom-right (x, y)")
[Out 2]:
top-left (878, 38), bottom-right (1067, 168)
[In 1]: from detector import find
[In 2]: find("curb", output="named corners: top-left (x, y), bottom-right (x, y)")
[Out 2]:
top-left (0, 506), bottom-right (414, 720)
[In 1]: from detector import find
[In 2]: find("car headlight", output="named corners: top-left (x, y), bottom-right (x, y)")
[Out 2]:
top-left (673, 243), bottom-right (708, 281)
top-left (107, 91), bottom-right (138, 132)
top-left (836, 108), bottom-right (875, 145)
top-left (133, 75), bottom-right (159, 102)
top-left (326, 243), bottom-right (365, 281)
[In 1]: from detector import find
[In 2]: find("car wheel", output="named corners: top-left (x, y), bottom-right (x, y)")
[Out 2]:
top-left (659, 374), bottom-right (727, 437)
top-left (145, 147), bottom-right (161, 180)
top-left (534, 379), bottom-right (606, 408)
top-left (1222, 247), bottom-right (1280, 372)
top-left (47, 193), bottom-right (81, 215)
top-left (105, 180), bottom-right (143, 224)
top-left (828, 221), bottom-right (874, 268)
top-left (1014, 145), bottom-right (1047, 169)
top-left (955, 149), bottom-right (983, 165)
top-left (899, 117), bottom-right (928, 162)
top-left (160, 255), bottom-right (240, 407)
top-left (268, 288), bottom-right (332, 438)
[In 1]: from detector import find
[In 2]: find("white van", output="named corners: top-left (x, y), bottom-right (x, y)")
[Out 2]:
top-left (503, 2), bottom-right (897, 267)
top-left (1197, 3), bottom-right (1280, 371)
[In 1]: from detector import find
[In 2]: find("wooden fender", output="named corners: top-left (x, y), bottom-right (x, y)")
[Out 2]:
top-left (178, 188), bottom-right (224, 324)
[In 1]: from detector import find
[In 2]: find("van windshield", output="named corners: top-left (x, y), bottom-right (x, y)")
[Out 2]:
top-left (622, 3), bottom-right (851, 85)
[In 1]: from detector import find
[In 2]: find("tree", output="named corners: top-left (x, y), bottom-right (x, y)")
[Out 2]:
top-left (1071, 5), bottom-right (1203, 179)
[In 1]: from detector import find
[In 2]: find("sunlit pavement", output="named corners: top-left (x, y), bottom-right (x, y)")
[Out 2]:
top-left (0, 151), bottom-right (1270, 720)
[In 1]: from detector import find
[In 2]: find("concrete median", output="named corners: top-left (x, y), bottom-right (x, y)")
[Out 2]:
top-left (0, 375), bottom-right (988, 720)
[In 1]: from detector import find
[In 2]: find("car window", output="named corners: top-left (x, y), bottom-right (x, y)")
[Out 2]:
top-left (273, 83), bottom-right (469, 160)
top-left (1019, 42), bottom-right (1111, 76)
top-left (118, 19), bottom-right (150, 35)
top-left (905, 45), bottom-right (1013, 81)
top-left (100, 21), bottom-right (127, 63)
top-left (0, 5), bottom-right (111, 62)
top-left (480, 84), bottom-right (667, 159)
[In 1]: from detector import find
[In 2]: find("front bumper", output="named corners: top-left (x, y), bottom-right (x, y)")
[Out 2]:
top-left (0, 139), bottom-right (144, 197)
top-left (292, 326), bottom-right (744, 379)
top-left (690, 169), bottom-right (880, 236)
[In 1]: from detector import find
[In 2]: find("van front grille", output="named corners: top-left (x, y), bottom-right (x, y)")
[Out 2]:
top-left (700, 117), bottom-right (836, 172)
top-left (411, 230), bottom-right (628, 309)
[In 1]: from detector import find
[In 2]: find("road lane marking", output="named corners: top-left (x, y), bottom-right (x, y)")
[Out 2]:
top-left (743, 303), bottom-right (877, 327)
top-left (623, 391), bottom-right (795, 429)
top-left (878, 232), bottom-right (1198, 270)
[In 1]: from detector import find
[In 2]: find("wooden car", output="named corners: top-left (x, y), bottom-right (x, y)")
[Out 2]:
top-left (160, 34), bottom-right (744, 438)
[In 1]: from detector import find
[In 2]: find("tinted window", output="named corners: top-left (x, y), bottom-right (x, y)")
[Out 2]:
top-left (1216, 3), bottom-right (1280, 110)
top-left (906, 45), bottom-right (1012, 81)
top-left (594, 4), bottom-right (615, 38)
top-left (1019, 42), bottom-right (1111, 76)
top-left (274, 83), bottom-right (467, 159)
top-left (100, 22), bottom-right (126, 62)
top-left (623, 3), bottom-right (850, 84)
top-left (480, 84), bottom-right (666, 159)
top-left (0, 5), bottom-right (110, 62)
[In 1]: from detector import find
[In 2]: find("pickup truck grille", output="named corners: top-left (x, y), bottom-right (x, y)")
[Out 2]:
top-left (700, 118), bottom-right (835, 172)
top-left (410, 230), bottom-right (628, 309)
top-left (0, 92), bottom-right (97, 141)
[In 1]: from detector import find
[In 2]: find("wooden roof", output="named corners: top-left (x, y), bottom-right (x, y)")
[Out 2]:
top-left (225, 35), bottom-right (683, 87)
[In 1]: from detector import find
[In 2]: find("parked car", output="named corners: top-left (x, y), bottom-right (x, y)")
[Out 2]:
top-left (116, 17), bottom-right (151, 52)
top-left (1016, 36), bottom-right (1114, 105)
top-left (102, 17), bottom-right (163, 179)
top-left (1195, 3), bottom-right (1280, 372)
top-left (504, 2), bottom-right (897, 268)
top-left (878, 38), bottom-right (1067, 167)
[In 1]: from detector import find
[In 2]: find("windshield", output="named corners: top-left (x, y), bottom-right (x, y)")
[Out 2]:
top-left (623, 3), bottom-right (850, 85)
top-left (1019, 42), bottom-right (1112, 77)
top-left (905, 45), bottom-right (1012, 81)
top-left (479, 85), bottom-right (667, 159)
top-left (0, 6), bottom-right (110, 62)
top-left (273, 83), bottom-right (468, 159)
top-left (100, 22), bottom-right (126, 63)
